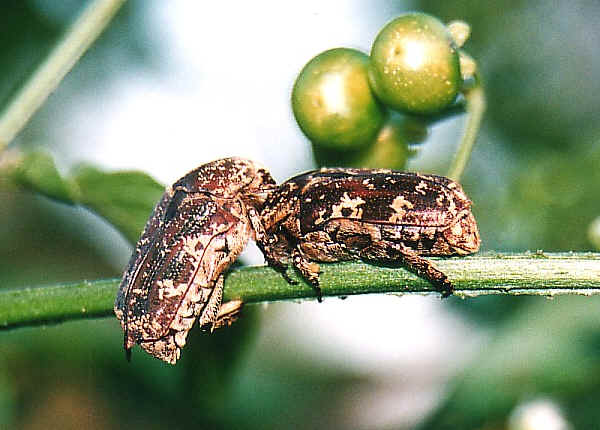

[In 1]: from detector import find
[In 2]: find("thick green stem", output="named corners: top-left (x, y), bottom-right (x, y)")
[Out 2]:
top-left (1, 252), bottom-right (599, 330)
top-left (0, 0), bottom-right (127, 151)
top-left (447, 83), bottom-right (486, 181)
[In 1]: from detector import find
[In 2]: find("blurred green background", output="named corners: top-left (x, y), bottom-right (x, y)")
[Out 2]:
top-left (1, 1), bottom-right (599, 429)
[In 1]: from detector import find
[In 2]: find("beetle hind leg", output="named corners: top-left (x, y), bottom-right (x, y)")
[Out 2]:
top-left (399, 249), bottom-right (454, 298)
top-left (359, 242), bottom-right (454, 297)
top-left (198, 275), bottom-right (225, 329)
top-left (213, 299), bottom-right (244, 329)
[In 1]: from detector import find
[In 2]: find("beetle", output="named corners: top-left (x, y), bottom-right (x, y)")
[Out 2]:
top-left (114, 157), bottom-right (275, 364)
top-left (256, 168), bottom-right (480, 300)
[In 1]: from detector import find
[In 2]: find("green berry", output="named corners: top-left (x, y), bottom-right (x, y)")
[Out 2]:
top-left (292, 48), bottom-right (386, 150)
top-left (357, 117), bottom-right (412, 169)
top-left (369, 13), bottom-right (462, 115)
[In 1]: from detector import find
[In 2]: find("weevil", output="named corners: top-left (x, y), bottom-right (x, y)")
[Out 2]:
top-left (114, 158), bottom-right (275, 364)
top-left (256, 168), bottom-right (480, 300)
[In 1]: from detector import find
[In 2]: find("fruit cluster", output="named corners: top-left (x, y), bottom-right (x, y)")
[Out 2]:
top-left (292, 13), bottom-right (475, 168)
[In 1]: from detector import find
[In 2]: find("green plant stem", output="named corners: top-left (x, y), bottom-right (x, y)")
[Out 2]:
top-left (1, 252), bottom-right (599, 330)
top-left (0, 0), bottom-right (127, 151)
top-left (447, 82), bottom-right (486, 181)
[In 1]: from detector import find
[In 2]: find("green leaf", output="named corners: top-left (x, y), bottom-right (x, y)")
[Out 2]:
top-left (13, 151), bottom-right (76, 203)
top-left (72, 164), bottom-right (164, 244)
top-left (10, 150), bottom-right (164, 244)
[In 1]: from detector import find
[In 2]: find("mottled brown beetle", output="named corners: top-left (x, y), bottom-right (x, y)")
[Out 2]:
top-left (114, 158), bottom-right (275, 364)
top-left (257, 168), bottom-right (480, 300)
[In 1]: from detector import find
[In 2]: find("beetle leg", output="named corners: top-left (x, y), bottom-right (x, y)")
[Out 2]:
top-left (299, 231), bottom-right (351, 261)
top-left (198, 274), bottom-right (224, 329)
top-left (359, 242), bottom-right (454, 297)
top-left (212, 299), bottom-right (244, 330)
top-left (248, 206), bottom-right (296, 282)
top-left (258, 240), bottom-right (296, 283)
top-left (291, 247), bottom-right (323, 302)
top-left (255, 228), bottom-right (299, 285)
top-left (247, 206), bottom-right (267, 243)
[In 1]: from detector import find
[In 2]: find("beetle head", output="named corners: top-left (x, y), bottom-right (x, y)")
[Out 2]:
top-left (442, 210), bottom-right (480, 255)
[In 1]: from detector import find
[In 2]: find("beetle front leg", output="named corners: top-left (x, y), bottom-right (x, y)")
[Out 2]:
top-left (254, 233), bottom-right (299, 285)
top-left (359, 242), bottom-right (454, 297)
top-left (247, 206), bottom-right (267, 244)
top-left (248, 206), bottom-right (289, 276)
top-left (291, 247), bottom-right (323, 302)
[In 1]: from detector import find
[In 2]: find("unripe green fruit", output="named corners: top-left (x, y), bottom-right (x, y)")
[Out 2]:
top-left (369, 13), bottom-right (462, 115)
top-left (292, 48), bottom-right (386, 150)
top-left (357, 118), bottom-right (412, 169)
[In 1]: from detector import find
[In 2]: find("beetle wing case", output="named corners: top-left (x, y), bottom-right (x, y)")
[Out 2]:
top-left (283, 168), bottom-right (480, 255)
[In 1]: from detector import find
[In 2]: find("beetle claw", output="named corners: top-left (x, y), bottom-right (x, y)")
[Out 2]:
top-left (281, 270), bottom-right (298, 285)
top-left (438, 279), bottom-right (454, 298)
top-left (314, 286), bottom-right (323, 303)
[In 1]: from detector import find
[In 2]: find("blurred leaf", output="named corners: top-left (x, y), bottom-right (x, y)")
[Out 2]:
top-left (0, 194), bottom-right (120, 288)
top-left (11, 150), bottom-right (164, 244)
top-left (511, 143), bottom-right (600, 250)
top-left (417, 296), bottom-right (600, 429)
top-left (13, 151), bottom-right (76, 202)
top-left (72, 164), bottom-right (164, 244)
